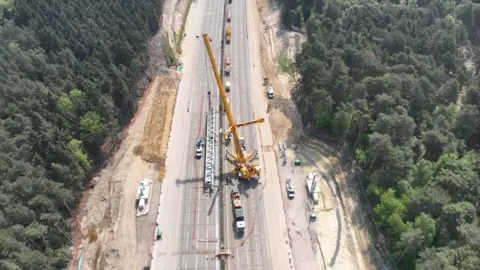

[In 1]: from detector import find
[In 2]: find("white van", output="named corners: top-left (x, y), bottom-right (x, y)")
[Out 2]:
top-left (225, 81), bottom-right (231, 92)
top-left (227, 8), bottom-right (231, 22)
top-left (267, 86), bottom-right (274, 98)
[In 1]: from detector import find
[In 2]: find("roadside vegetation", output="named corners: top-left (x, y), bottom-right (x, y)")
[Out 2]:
top-left (280, 0), bottom-right (480, 268)
top-left (176, 0), bottom-right (193, 54)
top-left (0, 0), bottom-right (162, 268)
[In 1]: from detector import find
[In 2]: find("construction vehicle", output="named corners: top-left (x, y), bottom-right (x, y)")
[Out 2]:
top-left (224, 55), bottom-right (231, 76)
top-left (306, 172), bottom-right (320, 204)
top-left (136, 179), bottom-right (154, 215)
top-left (231, 185), bottom-right (245, 232)
top-left (203, 34), bottom-right (264, 180)
top-left (225, 27), bottom-right (232, 44)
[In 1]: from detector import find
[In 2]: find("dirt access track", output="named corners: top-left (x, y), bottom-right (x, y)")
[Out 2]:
top-left (77, 76), bottom-right (178, 270)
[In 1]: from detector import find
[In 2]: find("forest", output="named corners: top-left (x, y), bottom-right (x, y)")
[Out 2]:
top-left (281, 0), bottom-right (480, 269)
top-left (0, 0), bottom-right (162, 268)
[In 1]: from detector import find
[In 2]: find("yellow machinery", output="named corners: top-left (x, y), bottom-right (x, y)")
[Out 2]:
top-left (202, 34), bottom-right (264, 180)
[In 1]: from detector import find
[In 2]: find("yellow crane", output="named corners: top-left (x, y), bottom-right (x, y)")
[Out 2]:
top-left (202, 34), bottom-right (264, 180)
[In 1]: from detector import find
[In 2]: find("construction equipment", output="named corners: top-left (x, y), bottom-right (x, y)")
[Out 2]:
top-left (306, 173), bottom-right (320, 204)
top-left (225, 27), bottom-right (232, 44)
top-left (231, 185), bottom-right (245, 232)
top-left (202, 34), bottom-right (264, 180)
top-left (136, 179), bottom-right (153, 215)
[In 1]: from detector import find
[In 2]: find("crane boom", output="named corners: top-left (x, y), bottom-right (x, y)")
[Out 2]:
top-left (224, 119), bottom-right (265, 139)
top-left (202, 34), bottom-right (262, 179)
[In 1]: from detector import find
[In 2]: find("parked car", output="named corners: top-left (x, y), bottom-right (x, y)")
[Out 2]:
top-left (195, 145), bottom-right (202, 159)
top-left (267, 86), bottom-right (274, 98)
top-left (286, 181), bottom-right (295, 199)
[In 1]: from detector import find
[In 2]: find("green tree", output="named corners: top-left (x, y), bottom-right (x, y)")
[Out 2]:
top-left (79, 111), bottom-right (106, 145)
top-left (58, 93), bottom-right (74, 113)
top-left (438, 202), bottom-right (476, 243)
top-left (332, 103), bottom-right (352, 137)
top-left (453, 104), bottom-right (479, 140)
top-left (278, 56), bottom-right (299, 87)
top-left (374, 189), bottom-right (408, 237)
top-left (68, 139), bottom-right (91, 172)
top-left (408, 186), bottom-right (451, 219)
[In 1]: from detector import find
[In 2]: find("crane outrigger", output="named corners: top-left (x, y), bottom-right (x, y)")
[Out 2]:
top-left (202, 34), bottom-right (264, 180)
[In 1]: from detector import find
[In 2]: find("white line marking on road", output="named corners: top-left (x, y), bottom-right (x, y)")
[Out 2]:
top-left (187, 187), bottom-right (192, 249)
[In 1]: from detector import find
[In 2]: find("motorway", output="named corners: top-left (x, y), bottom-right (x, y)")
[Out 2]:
top-left (150, 0), bottom-right (224, 268)
top-left (151, 0), bottom-right (276, 269)
top-left (222, 0), bottom-right (272, 269)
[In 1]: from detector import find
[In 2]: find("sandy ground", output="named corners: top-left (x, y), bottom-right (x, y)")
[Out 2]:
top-left (134, 77), bottom-right (178, 181)
top-left (250, 0), bottom-right (381, 269)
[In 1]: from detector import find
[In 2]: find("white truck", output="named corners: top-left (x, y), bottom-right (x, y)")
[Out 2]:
top-left (225, 81), bottom-right (231, 92)
top-left (306, 172), bottom-right (320, 204)
top-left (231, 186), bottom-right (245, 232)
top-left (136, 179), bottom-right (154, 216)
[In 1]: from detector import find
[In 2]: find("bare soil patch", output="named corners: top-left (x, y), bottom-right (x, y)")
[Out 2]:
top-left (134, 77), bottom-right (178, 181)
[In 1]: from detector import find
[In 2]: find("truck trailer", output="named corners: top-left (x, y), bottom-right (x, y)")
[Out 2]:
top-left (306, 172), bottom-right (320, 204)
top-left (225, 27), bottom-right (232, 44)
top-left (231, 186), bottom-right (245, 232)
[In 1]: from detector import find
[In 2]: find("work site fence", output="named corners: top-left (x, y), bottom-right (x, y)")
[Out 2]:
top-left (70, 81), bottom-right (153, 270)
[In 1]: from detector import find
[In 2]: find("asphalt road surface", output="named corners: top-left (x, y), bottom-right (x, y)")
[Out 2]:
top-left (150, 0), bottom-right (224, 268)
top-left (222, 0), bottom-right (271, 269)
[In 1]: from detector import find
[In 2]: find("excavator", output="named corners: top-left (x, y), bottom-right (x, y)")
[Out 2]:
top-left (202, 34), bottom-right (264, 180)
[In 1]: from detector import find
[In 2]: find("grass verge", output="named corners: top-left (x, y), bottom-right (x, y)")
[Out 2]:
top-left (175, 0), bottom-right (193, 54)
top-left (164, 32), bottom-right (177, 66)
